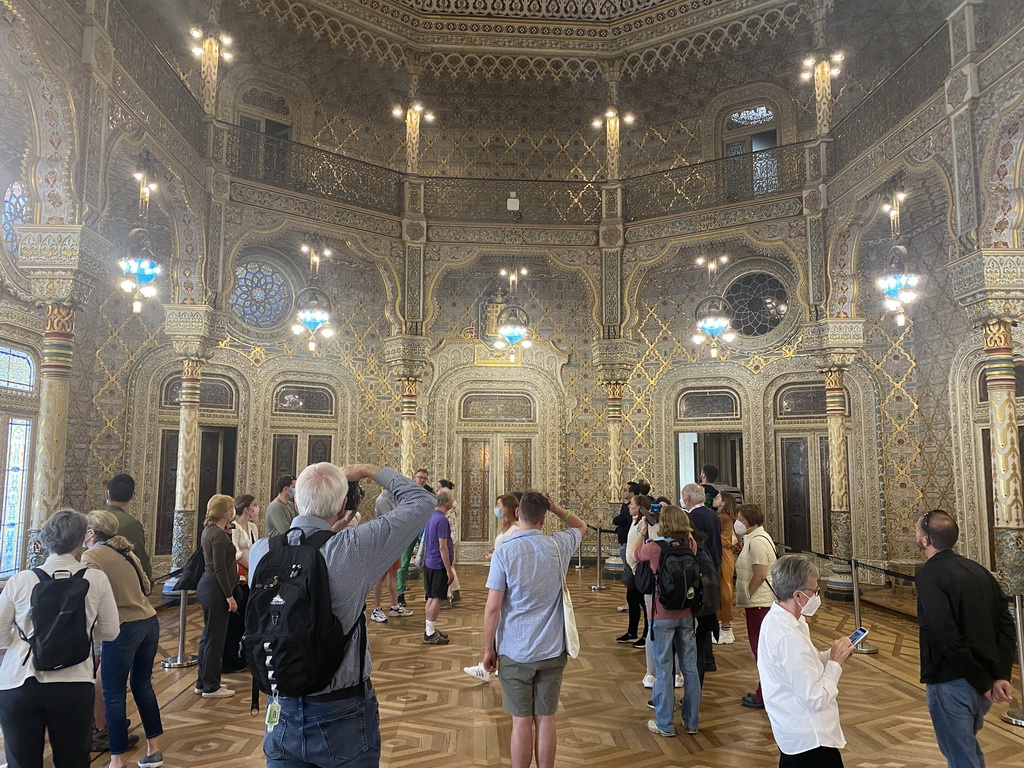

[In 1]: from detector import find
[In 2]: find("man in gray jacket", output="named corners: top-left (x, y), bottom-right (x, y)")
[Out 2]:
top-left (249, 462), bottom-right (434, 768)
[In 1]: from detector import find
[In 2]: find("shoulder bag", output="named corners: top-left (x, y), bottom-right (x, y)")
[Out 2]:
top-left (554, 541), bottom-right (580, 659)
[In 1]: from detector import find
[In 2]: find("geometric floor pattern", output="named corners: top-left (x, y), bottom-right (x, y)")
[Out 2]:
top-left (4, 564), bottom-right (1023, 766)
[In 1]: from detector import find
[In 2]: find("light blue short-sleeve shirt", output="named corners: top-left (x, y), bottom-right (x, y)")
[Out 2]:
top-left (486, 527), bottom-right (583, 664)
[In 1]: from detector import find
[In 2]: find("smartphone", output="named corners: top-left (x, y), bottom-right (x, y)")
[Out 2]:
top-left (849, 626), bottom-right (869, 645)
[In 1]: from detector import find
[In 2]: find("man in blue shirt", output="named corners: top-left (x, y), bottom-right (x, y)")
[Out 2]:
top-left (481, 491), bottom-right (586, 768)
top-left (422, 489), bottom-right (455, 644)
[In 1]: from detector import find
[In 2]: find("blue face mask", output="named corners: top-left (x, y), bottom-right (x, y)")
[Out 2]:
top-left (493, 506), bottom-right (503, 518)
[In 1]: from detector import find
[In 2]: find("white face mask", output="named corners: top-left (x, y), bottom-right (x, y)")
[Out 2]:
top-left (733, 520), bottom-right (747, 536)
top-left (798, 590), bottom-right (821, 617)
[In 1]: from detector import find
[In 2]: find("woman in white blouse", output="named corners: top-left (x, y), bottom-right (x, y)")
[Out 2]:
top-left (0, 510), bottom-right (120, 768)
top-left (230, 494), bottom-right (261, 579)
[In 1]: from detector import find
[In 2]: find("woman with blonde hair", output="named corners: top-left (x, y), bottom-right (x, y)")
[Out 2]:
top-left (82, 509), bottom-right (164, 768)
top-left (195, 494), bottom-right (238, 698)
top-left (635, 504), bottom-right (702, 737)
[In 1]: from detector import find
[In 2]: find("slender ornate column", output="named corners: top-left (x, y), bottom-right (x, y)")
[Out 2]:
top-left (384, 335), bottom-right (430, 478)
top-left (171, 357), bottom-right (202, 569)
top-left (593, 339), bottom-right (637, 501)
top-left (983, 320), bottom-right (1024, 593)
top-left (399, 379), bottom-right (419, 477)
top-left (824, 366), bottom-right (853, 599)
top-left (26, 304), bottom-right (76, 566)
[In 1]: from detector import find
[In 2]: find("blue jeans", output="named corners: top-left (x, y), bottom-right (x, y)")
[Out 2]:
top-left (926, 679), bottom-right (992, 768)
top-left (101, 615), bottom-right (163, 755)
top-left (265, 689), bottom-right (381, 767)
top-left (650, 616), bottom-right (701, 733)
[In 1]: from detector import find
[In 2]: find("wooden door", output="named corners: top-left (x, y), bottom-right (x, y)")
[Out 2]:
top-left (780, 436), bottom-right (812, 553)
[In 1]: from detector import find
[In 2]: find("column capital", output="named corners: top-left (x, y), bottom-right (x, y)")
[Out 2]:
top-left (17, 225), bottom-right (109, 306)
top-left (383, 334), bottom-right (430, 381)
top-left (950, 249), bottom-right (1024, 324)
top-left (591, 338), bottom-right (638, 385)
top-left (162, 304), bottom-right (226, 359)
top-left (801, 318), bottom-right (864, 368)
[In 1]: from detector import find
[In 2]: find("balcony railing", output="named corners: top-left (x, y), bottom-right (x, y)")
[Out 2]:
top-left (423, 178), bottom-right (602, 225)
top-left (831, 25), bottom-right (950, 173)
top-left (623, 143), bottom-right (808, 223)
top-left (106, 0), bottom-right (206, 154)
top-left (223, 126), bottom-right (404, 217)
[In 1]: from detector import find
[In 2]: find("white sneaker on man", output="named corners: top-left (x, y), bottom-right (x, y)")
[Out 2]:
top-left (719, 627), bottom-right (736, 644)
top-left (616, 605), bottom-right (629, 612)
top-left (642, 674), bottom-right (655, 688)
top-left (370, 607), bottom-right (388, 623)
top-left (675, 672), bottom-right (684, 689)
top-left (389, 605), bottom-right (413, 617)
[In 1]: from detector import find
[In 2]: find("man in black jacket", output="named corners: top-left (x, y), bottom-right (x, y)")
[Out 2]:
top-left (914, 510), bottom-right (1016, 768)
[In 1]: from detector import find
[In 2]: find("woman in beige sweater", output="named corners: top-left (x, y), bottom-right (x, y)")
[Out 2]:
top-left (82, 509), bottom-right (164, 768)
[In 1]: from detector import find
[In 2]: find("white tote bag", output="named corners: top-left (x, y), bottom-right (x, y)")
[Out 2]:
top-left (556, 543), bottom-right (580, 659)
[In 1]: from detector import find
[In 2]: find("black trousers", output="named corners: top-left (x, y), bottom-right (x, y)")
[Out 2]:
top-left (0, 678), bottom-right (93, 768)
top-left (197, 573), bottom-right (231, 692)
top-left (626, 582), bottom-right (648, 637)
top-left (222, 582), bottom-right (249, 673)
top-left (779, 746), bottom-right (844, 767)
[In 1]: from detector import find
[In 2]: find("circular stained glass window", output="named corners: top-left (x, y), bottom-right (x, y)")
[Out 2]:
top-left (724, 273), bottom-right (789, 337)
top-left (228, 261), bottom-right (292, 329)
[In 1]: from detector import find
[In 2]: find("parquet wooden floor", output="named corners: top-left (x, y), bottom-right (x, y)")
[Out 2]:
top-left (4, 565), bottom-right (1023, 767)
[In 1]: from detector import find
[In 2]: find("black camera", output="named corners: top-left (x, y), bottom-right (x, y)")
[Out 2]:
top-left (345, 482), bottom-right (365, 512)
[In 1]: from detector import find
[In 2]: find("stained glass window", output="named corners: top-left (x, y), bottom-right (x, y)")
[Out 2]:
top-left (1, 418), bottom-right (31, 576)
top-left (0, 347), bottom-right (33, 393)
top-left (161, 374), bottom-right (236, 410)
top-left (2, 181), bottom-right (28, 261)
top-left (678, 389), bottom-right (740, 420)
top-left (727, 106), bottom-right (774, 129)
top-left (776, 386), bottom-right (828, 418)
top-left (724, 273), bottom-right (789, 337)
top-left (228, 261), bottom-right (292, 328)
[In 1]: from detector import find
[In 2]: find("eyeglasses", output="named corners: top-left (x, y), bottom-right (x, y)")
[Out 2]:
top-left (415, 475), bottom-right (428, 481)
top-left (920, 510), bottom-right (933, 538)
top-left (800, 588), bottom-right (821, 597)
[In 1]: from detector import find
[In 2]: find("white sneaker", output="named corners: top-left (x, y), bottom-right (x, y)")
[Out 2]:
top-left (675, 673), bottom-right (684, 689)
top-left (463, 663), bottom-right (491, 682)
top-left (389, 605), bottom-right (413, 617)
top-left (370, 607), bottom-right (388, 623)
top-left (642, 674), bottom-right (655, 688)
top-left (719, 628), bottom-right (736, 644)
top-left (616, 604), bottom-right (629, 612)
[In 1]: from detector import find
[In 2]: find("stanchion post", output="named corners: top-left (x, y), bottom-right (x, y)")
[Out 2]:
top-left (575, 528), bottom-right (584, 570)
top-left (590, 527), bottom-right (608, 590)
top-left (850, 559), bottom-right (878, 654)
top-left (1001, 594), bottom-right (1024, 726)
top-left (161, 590), bottom-right (199, 668)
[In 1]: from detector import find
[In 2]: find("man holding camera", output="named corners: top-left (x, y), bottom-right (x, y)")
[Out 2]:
top-left (248, 462), bottom-right (434, 768)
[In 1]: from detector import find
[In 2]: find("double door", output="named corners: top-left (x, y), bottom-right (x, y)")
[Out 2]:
top-left (458, 435), bottom-right (533, 544)
top-left (777, 430), bottom-right (834, 555)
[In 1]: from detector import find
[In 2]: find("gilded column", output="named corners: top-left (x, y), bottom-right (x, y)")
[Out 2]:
top-left (171, 358), bottom-right (202, 570)
top-left (605, 382), bottom-right (624, 501)
top-left (399, 379), bottom-right (418, 478)
top-left (983, 321), bottom-right (1024, 593)
top-left (824, 366), bottom-right (854, 599)
top-left (26, 304), bottom-right (76, 566)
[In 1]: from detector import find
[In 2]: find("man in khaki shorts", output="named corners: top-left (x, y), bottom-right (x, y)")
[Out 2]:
top-left (481, 491), bottom-right (586, 768)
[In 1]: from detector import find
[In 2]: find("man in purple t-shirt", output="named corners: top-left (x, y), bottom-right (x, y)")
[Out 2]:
top-left (422, 489), bottom-right (455, 644)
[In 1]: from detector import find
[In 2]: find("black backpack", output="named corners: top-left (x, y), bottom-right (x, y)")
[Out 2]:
top-left (656, 542), bottom-right (703, 611)
top-left (242, 529), bottom-right (363, 698)
top-left (17, 568), bottom-right (93, 671)
top-left (694, 544), bottom-right (721, 617)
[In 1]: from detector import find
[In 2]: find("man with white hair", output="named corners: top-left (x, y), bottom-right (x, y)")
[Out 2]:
top-left (248, 462), bottom-right (434, 768)
top-left (422, 489), bottom-right (456, 644)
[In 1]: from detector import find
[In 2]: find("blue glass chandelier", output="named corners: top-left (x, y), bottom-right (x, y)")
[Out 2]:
top-left (877, 245), bottom-right (919, 327)
top-left (291, 295), bottom-right (334, 351)
top-left (118, 256), bottom-right (161, 314)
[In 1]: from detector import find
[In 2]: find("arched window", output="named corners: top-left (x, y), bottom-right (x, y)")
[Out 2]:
top-left (2, 181), bottom-right (28, 261)
top-left (0, 344), bottom-right (36, 576)
top-left (978, 360), bottom-right (1024, 402)
top-left (161, 374), bottom-right (237, 412)
top-left (677, 388), bottom-right (740, 420)
top-left (723, 104), bottom-right (779, 199)
top-left (272, 384), bottom-right (335, 416)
